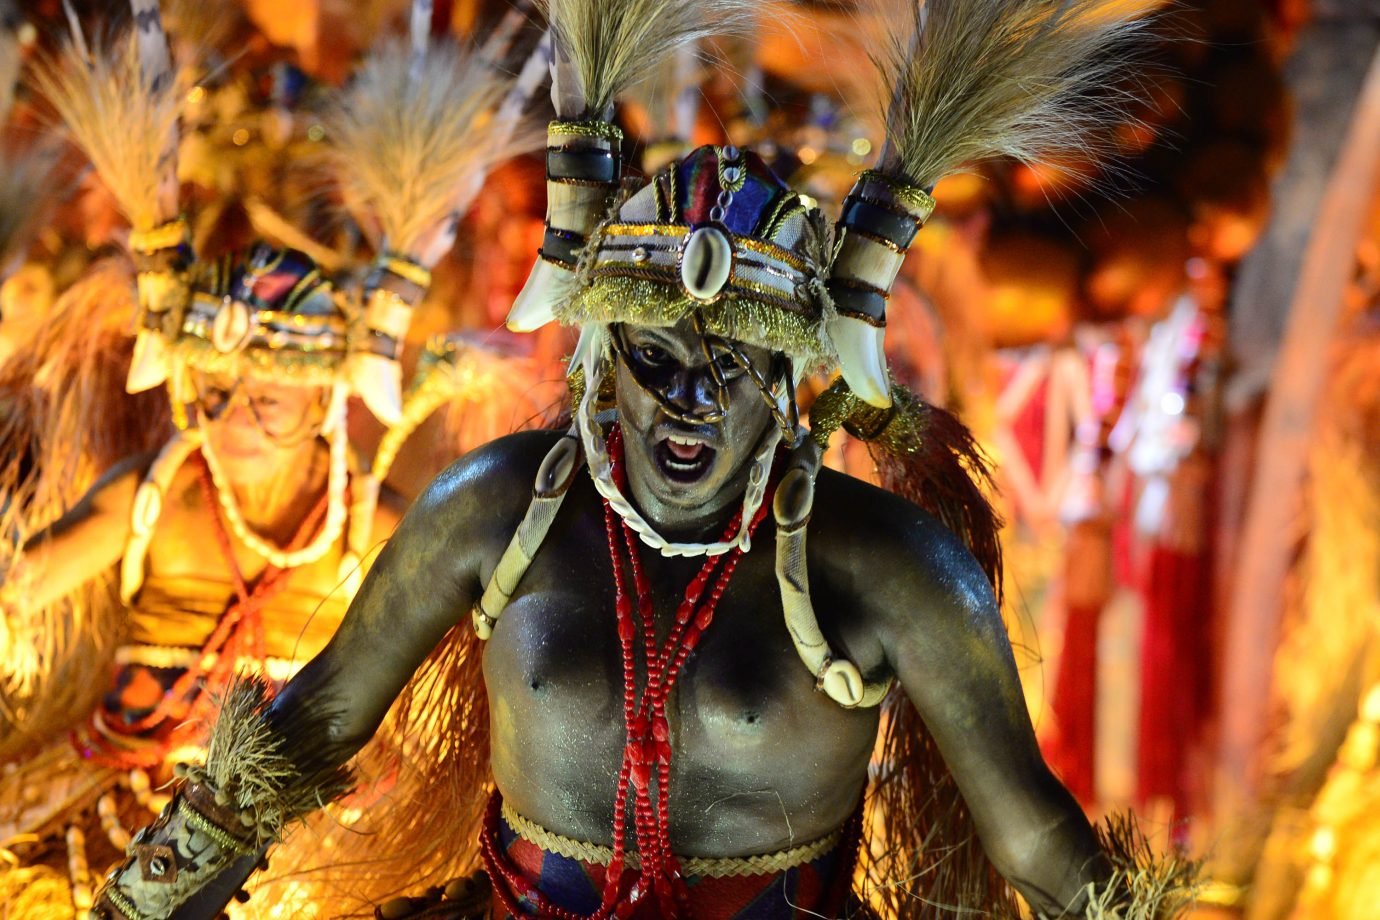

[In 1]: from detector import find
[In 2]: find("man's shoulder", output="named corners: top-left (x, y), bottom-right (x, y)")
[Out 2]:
top-left (411, 429), bottom-right (568, 528)
top-left (808, 466), bottom-right (996, 617)
top-left (810, 466), bottom-right (952, 557)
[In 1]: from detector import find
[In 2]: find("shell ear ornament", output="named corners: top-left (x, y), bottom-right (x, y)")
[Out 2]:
top-left (126, 330), bottom-right (172, 393)
top-left (349, 354), bottom-right (404, 426)
top-left (828, 315), bottom-right (892, 408)
top-left (567, 323), bottom-right (605, 378)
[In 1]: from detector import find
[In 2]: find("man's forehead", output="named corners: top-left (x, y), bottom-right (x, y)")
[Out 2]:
top-left (192, 369), bottom-right (317, 396)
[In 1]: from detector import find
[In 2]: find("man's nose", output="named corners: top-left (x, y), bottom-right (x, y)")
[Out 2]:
top-left (663, 364), bottom-right (723, 420)
top-left (218, 390), bottom-right (256, 426)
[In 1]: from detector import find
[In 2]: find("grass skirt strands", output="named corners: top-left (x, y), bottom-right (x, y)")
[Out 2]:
top-left (0, 261), bottom-right (172, 760)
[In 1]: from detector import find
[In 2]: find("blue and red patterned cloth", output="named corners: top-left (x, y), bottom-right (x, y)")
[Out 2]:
top-left (485, 798), bottom-right (862, 920)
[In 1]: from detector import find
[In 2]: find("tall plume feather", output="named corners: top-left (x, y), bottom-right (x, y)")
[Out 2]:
top-left (873, 0), bottom-right (1157, 190)
top-left (1, 10), bottom-right (19, 125)
top-left (536, 0), bottom-right (756, 118)
top-left (0, 145), bottom-right (59, 270)
top-left (30, 28), bottom-right (182, 232)
top-left (326, 39), bottom-right (535, 258)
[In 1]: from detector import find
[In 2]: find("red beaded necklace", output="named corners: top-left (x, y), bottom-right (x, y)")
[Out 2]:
top-left (485, 424), bottom-right (779, 920)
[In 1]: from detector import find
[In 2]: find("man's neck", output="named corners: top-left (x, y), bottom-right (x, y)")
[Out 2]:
top-left (225, 440), bottom-right (329, 543)
top-left (624, 463), bottom-right (753, 545)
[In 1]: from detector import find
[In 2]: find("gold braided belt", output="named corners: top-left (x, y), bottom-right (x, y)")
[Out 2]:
top-left (499, 800), bottom-right (844, 879)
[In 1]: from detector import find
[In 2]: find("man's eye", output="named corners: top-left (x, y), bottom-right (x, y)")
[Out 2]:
top-left (636, 345), bottom-right (670, 365)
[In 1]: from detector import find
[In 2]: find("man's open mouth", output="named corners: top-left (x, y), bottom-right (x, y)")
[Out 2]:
top-left (654, 433), bottom-right (717, 483)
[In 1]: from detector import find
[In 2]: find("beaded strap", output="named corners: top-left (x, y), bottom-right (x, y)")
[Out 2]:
top-left (773, 439), bottom-right (894, 709)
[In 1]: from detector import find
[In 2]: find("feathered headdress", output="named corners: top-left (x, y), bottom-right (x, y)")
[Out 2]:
top-left (510, 0), bottom-right (1153, 407)
top-left (505, 0), bottom-right (757, 338)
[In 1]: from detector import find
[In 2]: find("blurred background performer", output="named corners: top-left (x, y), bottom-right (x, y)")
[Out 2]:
top-left (0, 0), bottom-right (537, 914)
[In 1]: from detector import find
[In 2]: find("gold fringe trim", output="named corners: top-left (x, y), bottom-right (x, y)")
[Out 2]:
top-left (551, 119), bottom-right (625, 141)
top-left (808, 376), bottom-right (928, 454)
top-left (500, 801), bottom-right (843, 879)
top-left (562, 275), bottom-right (829, 363)
top-left (855, 170), bottom-right (936, 222)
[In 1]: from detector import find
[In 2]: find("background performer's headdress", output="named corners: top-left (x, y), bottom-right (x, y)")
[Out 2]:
top-left (33, 0), bottom-right (534, 425)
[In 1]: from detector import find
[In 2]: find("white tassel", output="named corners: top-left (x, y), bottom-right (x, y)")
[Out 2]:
top-left (567, 323), bottom-right (602, 376)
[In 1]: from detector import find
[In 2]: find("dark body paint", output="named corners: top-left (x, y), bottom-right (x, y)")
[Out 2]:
top-left (275, 427), bottom-right (1105, 914)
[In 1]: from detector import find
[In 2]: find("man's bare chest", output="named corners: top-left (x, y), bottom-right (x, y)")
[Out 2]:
top-left (143, 487), bottom-right (347, 600)
top-left (479, 525), bottom-right (885, 850)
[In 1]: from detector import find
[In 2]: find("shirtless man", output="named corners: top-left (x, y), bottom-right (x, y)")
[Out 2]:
top-left (277, 325), bottom-right (1104, 915)
top-left (86, 141), bottom-right (1187, 920)
top-left (92, 0), bottom-right (1195, 911)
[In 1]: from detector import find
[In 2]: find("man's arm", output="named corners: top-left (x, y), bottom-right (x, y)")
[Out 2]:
top-left (854, 494), bottom-right (1108, 916)
top-left (0, 451), bottom-right (152, 610)
top-left (270, 430), bottom-right (553, 763)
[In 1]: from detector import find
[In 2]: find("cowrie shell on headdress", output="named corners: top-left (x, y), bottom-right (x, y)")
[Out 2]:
top-left (681, 226), bottom-right (732, 301)
top-left (211, 299), bottom-right (252, 354)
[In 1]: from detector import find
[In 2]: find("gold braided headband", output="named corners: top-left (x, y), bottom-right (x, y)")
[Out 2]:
top-left (550, 119), bottom-right (625, 141)
top-left (129, 216), bottom-right (190, 254)
top-left (855, 169), bottom-right (937, 223)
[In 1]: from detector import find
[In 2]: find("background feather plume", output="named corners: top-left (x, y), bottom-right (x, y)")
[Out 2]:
top-left (537, 0), bottom-right (756, 118)
top-left (1, 26), bottom-right (19, 125)
top-left (327, 40), bottom-right (534, 258)
top-left (874, 0), bottom-right (1158, 190)
top-left (0, 145), bottom-right (59, 271)
top-left (29, 30), bottom-right (182, 232)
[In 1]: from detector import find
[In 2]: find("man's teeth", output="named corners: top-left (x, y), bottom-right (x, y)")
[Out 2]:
top-left (664, 436), bottom-right (708, 465)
